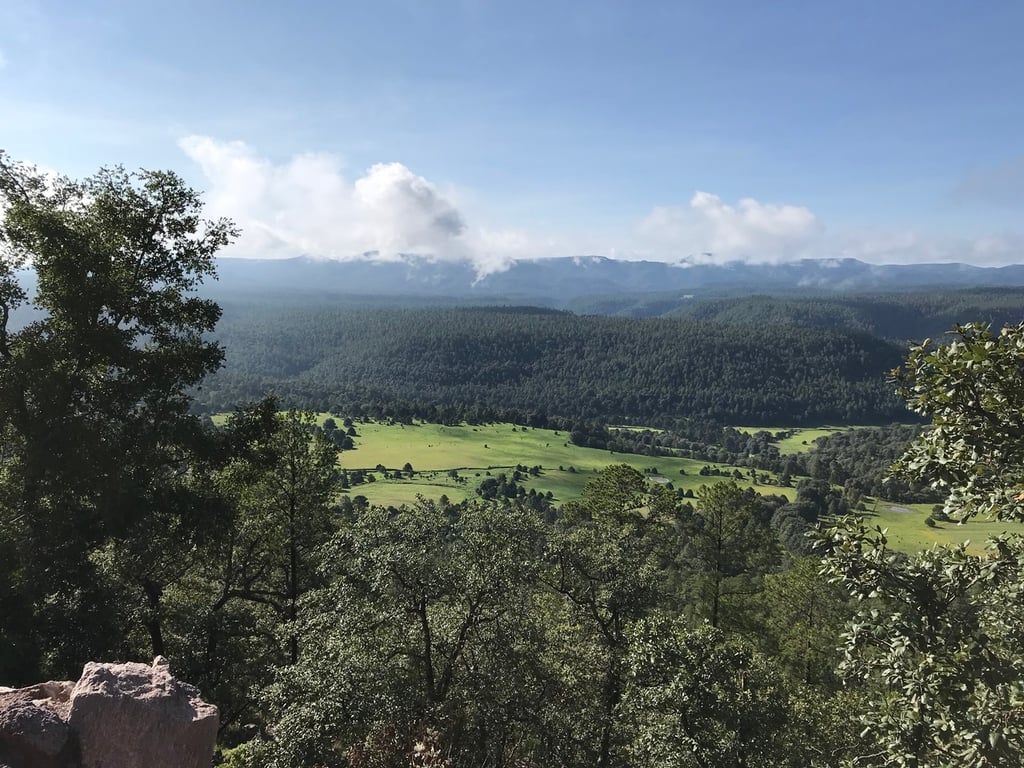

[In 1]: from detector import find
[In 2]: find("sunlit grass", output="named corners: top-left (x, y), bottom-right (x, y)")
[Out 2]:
top-left (218, 413), bottom-right (1019, 553)
top-left (733, 425), bottom-right (868, 454)
top-left (863, 501), bottom-right (1019, 555)
top-left (337, 419), bottom-right (795, 507)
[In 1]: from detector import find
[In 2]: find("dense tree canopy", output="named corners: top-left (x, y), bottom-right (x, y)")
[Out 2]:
top-left (0, 153), bottom-right (235, 679)
top-left (667, 290), bottom-right (1024, 341)
top-left (198, 301), bottom-right (909, 426)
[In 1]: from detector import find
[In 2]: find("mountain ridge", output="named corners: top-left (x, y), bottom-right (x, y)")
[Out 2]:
top-left (209, 254), bottom-right (1024, 302)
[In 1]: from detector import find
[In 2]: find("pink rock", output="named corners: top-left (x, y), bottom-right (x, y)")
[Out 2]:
top-left (0, 682), bottom-right (76, 768)
top-left (66, 659), bottom-right (218, 768)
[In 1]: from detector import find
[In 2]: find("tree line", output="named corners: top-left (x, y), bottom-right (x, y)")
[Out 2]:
top-left (597, 422), bottom-right (941, 505)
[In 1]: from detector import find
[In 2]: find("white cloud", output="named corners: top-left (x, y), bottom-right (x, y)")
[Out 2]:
top-left (637, 191), bottom-right (819, 263)
top-left (836, 230), bottom-right (1024, 267)
top-left (180, 136), bottom-right (457, 259)
top-left (637, 194), bottom-right (1024, 267)
top-left (180, 136), bottom-right (1024, 271)
top-left (179, 135), bottom-right (544, 276)
top-left (0, 47), bottom-right (6, 69)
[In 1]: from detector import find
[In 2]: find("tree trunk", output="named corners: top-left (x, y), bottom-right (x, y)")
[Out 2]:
top-left (141, 579), bottom-right (165, 657)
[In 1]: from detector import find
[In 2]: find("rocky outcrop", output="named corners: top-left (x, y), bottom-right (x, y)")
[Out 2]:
top-left (0, 658), bottom-right (217, 768)
top-left (0, 681), bottom-right (76, 768)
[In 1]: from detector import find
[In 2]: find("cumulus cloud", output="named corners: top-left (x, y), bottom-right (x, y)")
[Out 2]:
top-left (179, 137), bottom-right (1023, 270)
top-left (179, 135), bottom-right (475, 261)
top-left (637, 192), bottom-right (819, 263)
top-left (181, 136), bottom-right (573, 276)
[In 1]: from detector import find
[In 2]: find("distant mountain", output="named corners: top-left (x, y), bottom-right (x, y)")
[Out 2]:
top-left (208, 255), bottom-right (1024, 304)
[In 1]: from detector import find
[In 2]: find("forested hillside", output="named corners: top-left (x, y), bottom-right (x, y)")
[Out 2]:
top-left (563, 287), bottom-right (1024, 335)
top-left (669, 289), bottom-right (1024, 340)
top-left (200, 302), bottom-right (909, 426)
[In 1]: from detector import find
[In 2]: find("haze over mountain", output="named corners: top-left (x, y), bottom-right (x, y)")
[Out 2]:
top-left (210, 254), bottom-right (1024, 305)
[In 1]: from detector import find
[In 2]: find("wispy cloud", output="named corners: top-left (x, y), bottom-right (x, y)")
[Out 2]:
top-left (836, 230), bottom-right (1024, 266)
top-left (637, 192), bottom-right (820, 263)
top-left (180, 136), bottom-right (1024, 271)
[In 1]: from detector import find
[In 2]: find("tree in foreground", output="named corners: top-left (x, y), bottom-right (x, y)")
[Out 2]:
top-left (550, 464), bottom-right (680, 767)
top-left (161, 405), bottom-right (340, 732)
top-left (0, 152), bottom-right (235, 680)
top-left (241, 498), bottom-right (548, 768)
top-left (620, 615), bottom-right (803, 768)
top-left (892, 322), bottom-right (1024, 522)
top-left (820, 322), bottom-right (1024, 767)
top-left (682, 481), bottom-right (779, 629)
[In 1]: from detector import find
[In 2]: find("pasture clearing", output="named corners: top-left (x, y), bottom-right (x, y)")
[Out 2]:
top-left (338, 419), bottom-right (1022, 554)
top-left (336, 419), bottom-right (792, 506)
top-left (733, 425), bottom-right (866, 454)
top-left (217, 414), bottom-right (1017, 554)
top-left (864, 501), bottom-right (1019, 555)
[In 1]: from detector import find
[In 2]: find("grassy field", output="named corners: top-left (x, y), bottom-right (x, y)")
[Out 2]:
top-left (734, 425), bottom-right (863, 454)
top-left (337, 419), bottom-right (1024, 553)
top-left (336, 419), bottom-right (792, 506)
top-left (863, 501), bottom-right (1017, 555)
top-left (215, 413), bottom-right (1017, 553)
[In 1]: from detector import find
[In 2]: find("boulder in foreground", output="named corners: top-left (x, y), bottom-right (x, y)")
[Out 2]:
top-left (0, 657), bottom-right (218, 768)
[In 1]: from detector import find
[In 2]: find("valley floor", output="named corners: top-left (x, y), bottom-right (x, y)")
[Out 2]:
top-left (327, 418), bottom-right (1015, 553)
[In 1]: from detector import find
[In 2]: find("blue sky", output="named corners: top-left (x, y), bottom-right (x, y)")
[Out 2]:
top-left (2, 0), bottom-right (1023, 270)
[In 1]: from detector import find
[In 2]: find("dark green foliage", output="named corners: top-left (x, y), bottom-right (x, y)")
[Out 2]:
top-left (801, 425), bottom-right (941, 503)
top-left (771, 501), bottom-right (821, 555)
top-left (621, 617), bottom-right (805, 768)
top-left (243, 499), bottom-right (550, 767)
top-left (761, 557), bottom-right (851, 686)
top-left (670, 290), bottom-right (1024, 341)
top-left (198, 302), bottom-right (908, 426)
top-left (821, 521), bottom-right (1024, 767)
top-left (680, 482), bottom-right (781, 629)
top-left (0, 154), bottom-right (235, 681)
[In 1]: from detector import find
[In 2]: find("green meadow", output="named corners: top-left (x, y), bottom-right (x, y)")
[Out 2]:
top-left (336, 419), bottom-right (790, 506)
top-left (860, 501), bottom-right (1015, 555)
top-left (332, 418), bottom-right (1020, 553)
top-left (734, 425), bottom-right (863, 454)
top-left (213, 414), bottom-right (1015, 554)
